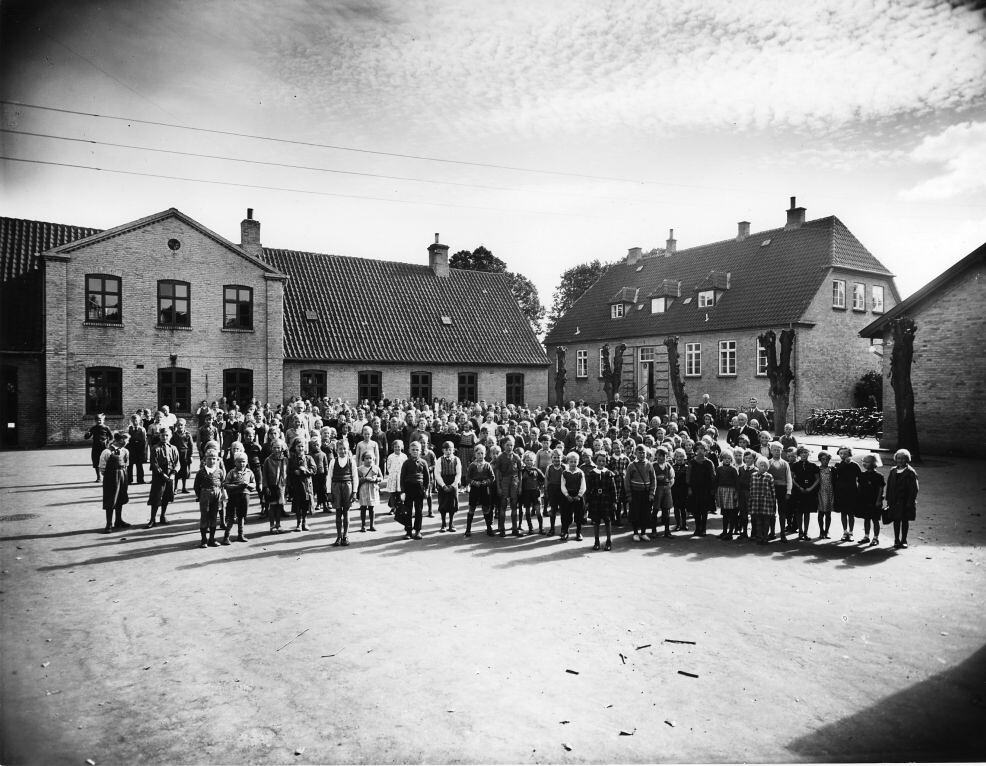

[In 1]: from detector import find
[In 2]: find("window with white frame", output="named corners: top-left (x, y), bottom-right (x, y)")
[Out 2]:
top-left (832, 279), bottom-right (846, 309)
top-left (872, 285), bottom-right (885, 313)
top-left (852, 282), bottom-right (865, 311)
top-left (718, 340), bottom-right (736, 376)
top-left (685, 342), bottom-right (701, 377)
top-left (611, 303), bottom-right (625, 319)
top-left (576, 349), bottom-right (588, 378)
top-left (650, 297), bottom-right (665, 313)
top-left (756, 339), bottom-right (768, 376)
top-left (698, 290), bottom-right (715, 308)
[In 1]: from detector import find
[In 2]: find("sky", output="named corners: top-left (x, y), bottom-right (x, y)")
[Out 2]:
top-left (2, 0), bottom-right (985, 321)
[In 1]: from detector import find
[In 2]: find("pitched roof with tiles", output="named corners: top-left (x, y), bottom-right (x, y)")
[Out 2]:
top-left (545, 215), bottom-right (894, 345)
top-left (263, 249), bottom-right (548, 366)
top-left (0, 217), bottom-right (100, 281)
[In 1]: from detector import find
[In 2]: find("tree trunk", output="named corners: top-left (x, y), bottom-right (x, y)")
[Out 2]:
top-left (601, 343), bottom-right (613, 406)
top-left (554, 346), bottom-right (567, 408)
top-left (889, 317), bottom-right (920, 461)
top-left (609, 343), bottom-right (627, 406)
top-left (663, 336), bottom-right (689, 418)
top-left (758, 328), bottom-right (796, 433)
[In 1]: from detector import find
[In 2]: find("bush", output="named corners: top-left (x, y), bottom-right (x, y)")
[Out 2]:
top-left (853, 370), bottom-right (882, 409)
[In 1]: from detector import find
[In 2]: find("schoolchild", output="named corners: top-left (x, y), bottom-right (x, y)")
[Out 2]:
top-left (85, 413), bottom-right (114, 482)
top-left (494, 437), bottom-right (523, 536)
top-left (535, 434), bottom-right (553, 474)
top-left (457, 422), bottom-right (477, 465)
top-left (197, 415), bottom-right (219, 462)
top-left (779, 423), bottom-right (798, 451)
top-left (173, 419), bottom-right (194, 493)
top-left (519, 451), bottom-right (546, 534)
top-left (652, 446), bottom-right (675, 538)
top-left (327, 439), bottom-right (357, 545)
top-left (748, 456), bottom-right (776, 545)
top-left (399, 440), bottom-right (431, 540)
top-left (222, 452), bottom-right (256, 543)
top-left (767, 442), bottom-right (793, 540)
top-left (127, 414), bottom-right (148, 485)
top-left (559, 451), bottom-right (587, 542)
top-left (543, 449), bottom-right (565, 536)
top-left (585, 451), bottom-right (617, 550)
top-left (465, 444), bottom-right (495, 537)
top-left (434, 441), bottom-right (462, 533)
top-left (790, 447), bottom-right (820, 540)
top-left (832, 447), bottom-right (861, 542)
top-left (286, 437), bottom-right (316, 532)
top-left (193, 447), bottom-right (225, 548)
top-left (355, 425), bottom-right (380, 468)
top-left (886, 449), bottom-right (919, 549)
top-left (715, 451), bottom-right (739, 539)
top-left (99, 431), bottom-right (131, 532)
top-left (625, 444), bottom-right (656, 541)
top-left (419, 434), bottom-right (437, 519)
top-left (855, 454), bottom-right (885, 546)
top-left (816, 451), bottom-right (835, 538)
top-left (608, 441), bottom-right (630, 524)
top-left (686, 442), bottom-right (717, 537)
top-left (385, 440), bottom-right (407, 514)
top-left (146, 427), bottom-right (179, 528)
top-left (242, 427), bottom-right (265, 516)
top-left (670, 448), bottom-right (690, 532)
top-left (309, 435), bottom-right (329, 513)
top-left (735, 449), bottom-right (756, 540)
top-left (356, 452), bottom-right (382, 532)
top-left (261, 440), bottom-right (288, 534)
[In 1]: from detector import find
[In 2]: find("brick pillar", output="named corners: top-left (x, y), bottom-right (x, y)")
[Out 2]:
top-left (44, 255), bottom-right (70, 444)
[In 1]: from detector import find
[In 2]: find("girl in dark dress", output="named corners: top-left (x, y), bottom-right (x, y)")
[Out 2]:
top-left (886, 449), bottom-right (919, 549)
top-left (832, 447), bottom-right (861, 542)
top-left (790, 447), bottom-right (820, 541)
top-left (585, 451), bottom-right (616, 550)
top-left (686, 442), bottom-right (717, 537)
top-left (670, 448), bottom-right (690, 532)
top-left (855, 454), bottom-right (885, 546)
top-left (173, 419), bottom-right (194, 493)
top-left (287, 437), bottom-right (316, 532)
top-left (99, 431), bottom-right (131, 532)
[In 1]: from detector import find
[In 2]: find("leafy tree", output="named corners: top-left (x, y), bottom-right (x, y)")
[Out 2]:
top-left (450, 245), bottom-right (544, 334)
top-left (546, 259), bottom-right (612, 333)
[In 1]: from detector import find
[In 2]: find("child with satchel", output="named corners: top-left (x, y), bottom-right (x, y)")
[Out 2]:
top-left (356, 451), bottom-right (382, 532)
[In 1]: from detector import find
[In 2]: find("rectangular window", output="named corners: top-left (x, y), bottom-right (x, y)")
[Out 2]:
top-left (223, 285), bottom-right (254, 329)
top-left (718, 340), bottom-right (736, 376)
top-left (358, 370), bottom-right (381, 403)
top-left (756, 339), bottom-right (768, 377)
top-left (698, 290), bottom-right (715, 308)
top-left (457, 372), bottom-right (477, 403)
top-left (506, 373), bottom-right (525, 405)
top-left (872, 285), bottom-right (885, 313)
top-left (86, 367), bottom-right (122, 414)
top-left (685, 342), bottom-right (701, 377)
top-left (300, 370), bottom-right (326, 400)
top-left (158, 367), bottom-right (190, 414)
top-left (158, 280), bottom-right (191, 327)
top-left (576, 350), bottom-right (588, 379)
top-left (832, 279), bottom-right (846, 309)
top-left (639, 346), bottom-right (655, 398)
top-left (85, 274), bottom-right (121, 323)
top-left (223, 368), bottom-right (253, 406)
top-left (852, 282), bottom-right (865, 311)
top-left (650, 297), bottom-right (665, 313)
top-left (410, 371), bottom-right (432, 401)
top-left (610, 303), bottom-right (624, 319)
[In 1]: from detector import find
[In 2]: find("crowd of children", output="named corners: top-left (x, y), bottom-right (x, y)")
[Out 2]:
top-left (92, 396), bottom-right (921, 552)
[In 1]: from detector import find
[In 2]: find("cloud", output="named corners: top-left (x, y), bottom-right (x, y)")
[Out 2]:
top-left (900, 121), bottom-right (986, 200)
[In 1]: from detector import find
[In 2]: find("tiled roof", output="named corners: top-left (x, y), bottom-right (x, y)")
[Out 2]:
top-left (546, 215), bottom-right (893, 345)
top-left (609, 287), bottom-right (639, 303)
top-left (263, 249), bottom-right (548, 366)
top-left (0, 217), bottom-right (100, 281)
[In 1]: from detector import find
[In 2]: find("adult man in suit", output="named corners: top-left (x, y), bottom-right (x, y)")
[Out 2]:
top-left (745, 397), bottom-right (770, 433)
top-left (695, 393), bottom-right (718, 429)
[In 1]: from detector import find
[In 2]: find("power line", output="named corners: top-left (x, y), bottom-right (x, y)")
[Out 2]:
top-left (0, 155), bottom-right (627, 219)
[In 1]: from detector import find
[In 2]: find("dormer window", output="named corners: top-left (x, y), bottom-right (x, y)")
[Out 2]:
top-left (651, 297), bottom-right (666, 314)
top-left (611, 303), bottom-right (625, 319)
top-left (697, 290), bottom-right (715, 308)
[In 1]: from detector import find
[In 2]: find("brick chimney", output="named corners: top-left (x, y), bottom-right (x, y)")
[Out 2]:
top-left (737, 221), bottom-right (750, 241)
top-left (785, 197), bottom-right (806, 230)
top-left (428, 233), bottom-right (450, 277)
top-left (626, 246), bottom-right (643, 265)
top-left (665, 228), bottom-right (676, 256)
top-left (240, 208), bottom-right (262, 258)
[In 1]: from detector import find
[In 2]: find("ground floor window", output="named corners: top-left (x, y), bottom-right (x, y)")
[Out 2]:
top-left (223, 368), bottom-right (253, 406)
top-left (457, 372), bottom-right (477, 403)
top-left (358, 370), bottom-right (382, 403)
top-left (157, 367), bottom-right (190, 414)
top-left (506, 373), bottom-right (524, 405)
top-left (86, 367), bottom-right (122, 414)
top-left (300, 370), bottom-right (326, 400)
top-left (685, 342), bottom-right (702, 377)
top-left (410, 371), bottom-right (432, 401)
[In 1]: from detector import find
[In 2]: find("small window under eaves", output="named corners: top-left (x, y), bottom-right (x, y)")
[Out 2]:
top-left (440, 315), bottom-right (453, 325)
top-left (761, 238), bottom-right (771, 247)
top-left (304, 310), bottom-right (319, 321)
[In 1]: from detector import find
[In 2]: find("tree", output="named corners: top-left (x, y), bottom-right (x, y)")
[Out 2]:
top-left (450, 245), bottom-right (544, 334)
top-left (546, 259), bottom-right (613, 334)
top-left (554, 346), bottom-right (567, 407)
top-left (758, 328), bottom-right (796, 432)
top-left (663, 336), bottom-right (689, 416)
top-left (889, 317), bottom-right (920, 460)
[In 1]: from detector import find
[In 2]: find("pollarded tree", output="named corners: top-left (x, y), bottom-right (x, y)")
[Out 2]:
top-left (663, 336), bottom-right (689, 417)
top-left (758, 328), bottom-right (796, 432)
top-left (889, 317), bottom-right (920, 461)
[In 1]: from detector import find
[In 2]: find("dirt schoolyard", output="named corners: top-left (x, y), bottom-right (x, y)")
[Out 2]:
top-left (1, 445), bottom-right (985, 764)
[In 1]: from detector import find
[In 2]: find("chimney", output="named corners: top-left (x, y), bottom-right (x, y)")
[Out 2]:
top-left (240, 208), bottom-right (262, 258)
top-left (737, 221), bottom-right (750, 241)
top-left (626, 246), bottom-right (643, 265)
top-left (428, 232), bottom-right (450, 278)
top-left (665, 228), bottom-right (676, 257)
top-left (785, 196), bottom-right (806, 230)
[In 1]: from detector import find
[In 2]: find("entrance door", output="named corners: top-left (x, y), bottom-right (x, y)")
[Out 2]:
top-left (1, 366), bottom-right (17, 447)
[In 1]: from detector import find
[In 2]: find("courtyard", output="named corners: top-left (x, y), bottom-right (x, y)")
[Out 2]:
top-left (1, 445), bottom-right (984, 764)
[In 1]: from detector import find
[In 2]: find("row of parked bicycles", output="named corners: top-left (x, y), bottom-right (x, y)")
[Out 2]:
top-left (803, 407), bottom-right (883, 437)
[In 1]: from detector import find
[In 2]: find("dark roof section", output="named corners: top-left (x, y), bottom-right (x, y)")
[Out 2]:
top-left (859, 241), bottom-right (986, 338)
top-left (1, 216), bottom-right (100, 281)
top-left (263, 248), bottom-right (548, 366)
top-left (545, 216), bottom-right (893, 344)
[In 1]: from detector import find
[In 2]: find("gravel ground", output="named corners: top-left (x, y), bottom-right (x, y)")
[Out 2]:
top-left (1, 444), bottom-right (984, 764)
